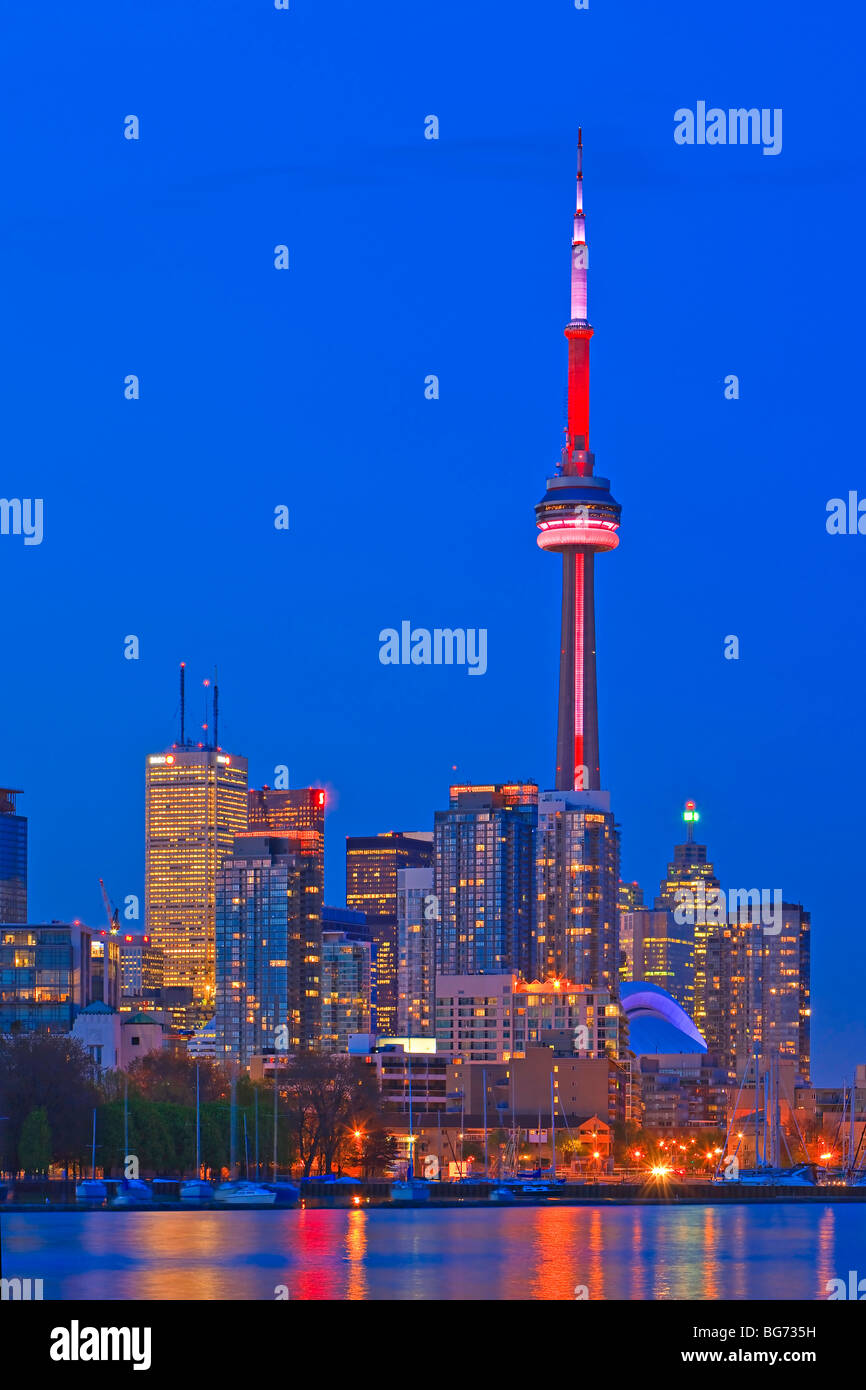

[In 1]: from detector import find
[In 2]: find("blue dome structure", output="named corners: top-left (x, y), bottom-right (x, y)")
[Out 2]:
top-left (620, 981), bottom-right (707, 1055)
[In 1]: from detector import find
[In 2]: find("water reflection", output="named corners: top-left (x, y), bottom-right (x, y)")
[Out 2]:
top-left (1, 1204), bottom-right (860, 1301)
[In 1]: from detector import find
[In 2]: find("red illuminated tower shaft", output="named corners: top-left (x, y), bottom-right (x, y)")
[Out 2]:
top-left (535, 131), bottom-right (621, 792)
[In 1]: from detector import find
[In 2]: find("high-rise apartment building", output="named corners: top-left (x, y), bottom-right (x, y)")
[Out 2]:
top-left (119, 933), bottom-right (164, 1010)
top-left (535, 789), bottom-right (619, 989)
top-left (434, 785), bottom-right (537, 979)
top-left (396, 866), bottom-right (435, 1037)
top-left (321, 930), bottom-right (371, 1053)
top-left (214, 834), bottom-right (323, 1064)
top-left (346, 831), bottom-right (433, 1033)
top-left (0, 788), bottom-right (27, 923)
top-left (707, 902), bottom-right (811, 1082)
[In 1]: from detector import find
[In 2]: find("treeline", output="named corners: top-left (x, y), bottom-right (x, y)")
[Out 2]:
top-left (0, 1034), bottom-right (398, 1179)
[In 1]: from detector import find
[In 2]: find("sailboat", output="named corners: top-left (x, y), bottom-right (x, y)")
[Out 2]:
top-left (76, 1109), bottom-right (108, 1202)
top-left (112, 1078), bottom-right (153, 1206)
top-left (390, 1044), bottom-right (430, 1201)
top-left (714, 1050), bottom-right (817, 1186)
top-left (181, 1064), bottom-right (215, 1201)
top-left (212, 1070), bottom-right (275, 1204)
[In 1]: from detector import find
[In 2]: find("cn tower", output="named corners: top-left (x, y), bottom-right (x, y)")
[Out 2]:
top-left (535, 131), bottom-right (621, 791)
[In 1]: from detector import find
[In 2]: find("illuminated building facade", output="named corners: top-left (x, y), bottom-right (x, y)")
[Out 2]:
top-left (710, 902), bottom-right (811, 1082)
top-left (434, 973), bottom-right (626, 1063)
top-left (89, 931), bottom-right (121, 1009)
top-left (434, 785), bottom-right (537, 979)
top-left (654, 802), bottom-right (720, 1038)
top-left (620, 907), bottom-right (694, 1013)
top-left (535, 789), bottom-right (619, 989)
top-left (321, 930), bottom-right (371, 1053)
top-left (0, 922), bottom-right (92, 1032)
top-left (396, 866), bottom-right (435, 1037)
top-left (346, 831), bottom-right (433, 1033)
top-left (145, 744), bottom-right (248, 1024)
top-left (214, 834), bottom-right (322, 1064)
top-left (0, 787), bottom-right (27, 923)
top-left (119, 933), bottom-right (164, 1003)
top-left (248, 786), bottom-right (325, 862)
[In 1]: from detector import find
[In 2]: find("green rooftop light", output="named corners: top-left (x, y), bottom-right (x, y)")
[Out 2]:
top-left (683, 800), bottom-right (700, 824)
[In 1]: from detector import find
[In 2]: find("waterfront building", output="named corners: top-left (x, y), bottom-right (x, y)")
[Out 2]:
top-left (0, 787), bottom-right (27, 923)
top-left (434, 785), bottom-right (537, 979)
top-left (346, 831), bottom-right (433, 1033)
top-left (711, 902), bottom-right (811, 1082)
top-left (434, 973), bottom-right (627, 1064)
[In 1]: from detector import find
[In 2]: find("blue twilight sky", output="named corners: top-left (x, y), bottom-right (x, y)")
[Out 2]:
top-left (1, 1), bottom-right (863, 1081)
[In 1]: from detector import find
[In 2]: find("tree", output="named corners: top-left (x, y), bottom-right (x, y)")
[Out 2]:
top-left (19, 1107), bottom-right (52, 1175)
top-left (360, 1129), bottom-right (398, 1178)
top-left (0, 1033), bottom-right (99, 1174)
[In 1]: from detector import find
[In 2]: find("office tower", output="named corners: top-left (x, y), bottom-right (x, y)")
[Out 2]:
top-left (534, 131), bottom-right (621, 792)
top-left (119, 933), bottom-right (164, 1009)
top-left (248, 786), bottom-right (325, 862)
top-left (434, 785), bottom-right (537, 979)
top-left (214, 834), bottom-right (322, 1064)
top-left (0, 788), bottom-right (27, 923)
top-left (535, 789), bottom-right (619, 989)
top-left (655, 801), bottom-right (720, 1038)
top-left (145, 666), bottom-right (248, 1026)
top-left (0, 922), bottom-right (92, 1031)
top-left (246, 785), bottom-right (326, 1038)
top-left (396, 866), bottom-right (434, 1036)
top-left (620, 908), bottom-right (694, 1014)
top-left (346, 831), bottom-right (433, 1033)
top-left (321, 931), bottom-right (371, 1053)
top-left (710, 902), bottom-right (811, 1082)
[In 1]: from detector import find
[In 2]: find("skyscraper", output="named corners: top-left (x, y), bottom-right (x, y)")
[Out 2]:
top-left (534, 131), bottom-right (621, 793)
top-left (321, 931), bottom-right (371, 1053)
top-left (346, 831), bottom-right (433, 1033)
top-left (248, 786), bottom-right (325, 863)
top-left (655, 802), bottom-right (720, 1039)
top-left (535, 789), bottom-right (619, 988)
top-left (396, 865), bottom-right (435, 1037)
top-left (434, 784), bottom-right (537, 978)
top-left (214, 833), bottom-right (322, 1062)
top-left (145, 667), bottom-right (248, 1024)
top-left (0, 787), bottom-right (27, 923)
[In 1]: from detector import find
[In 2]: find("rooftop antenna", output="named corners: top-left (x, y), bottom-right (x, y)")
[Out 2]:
top-left (202, 678), bottom-right (210, 743)
top-left (180, 662), bottom-right (186, 746)
top-left (213, 666), bottom-right (219, 749)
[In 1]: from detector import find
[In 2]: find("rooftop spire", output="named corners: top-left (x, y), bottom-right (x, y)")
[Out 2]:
top-left (571, 127), bottom-right (588, 325)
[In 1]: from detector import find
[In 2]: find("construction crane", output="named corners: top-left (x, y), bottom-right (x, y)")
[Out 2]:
top-left (98, 878), bottom-right (120, 935)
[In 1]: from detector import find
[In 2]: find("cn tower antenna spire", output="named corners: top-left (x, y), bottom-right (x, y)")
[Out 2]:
top-left (535, 132), bottom-right (622, 792)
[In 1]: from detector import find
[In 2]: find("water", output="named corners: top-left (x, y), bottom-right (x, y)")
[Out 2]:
top-left (2, 1204), bottom-right (861, 1300)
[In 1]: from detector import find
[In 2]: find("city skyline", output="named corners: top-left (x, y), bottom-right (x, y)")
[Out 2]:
top-left (2, 7), bottom-right (862, 1087)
